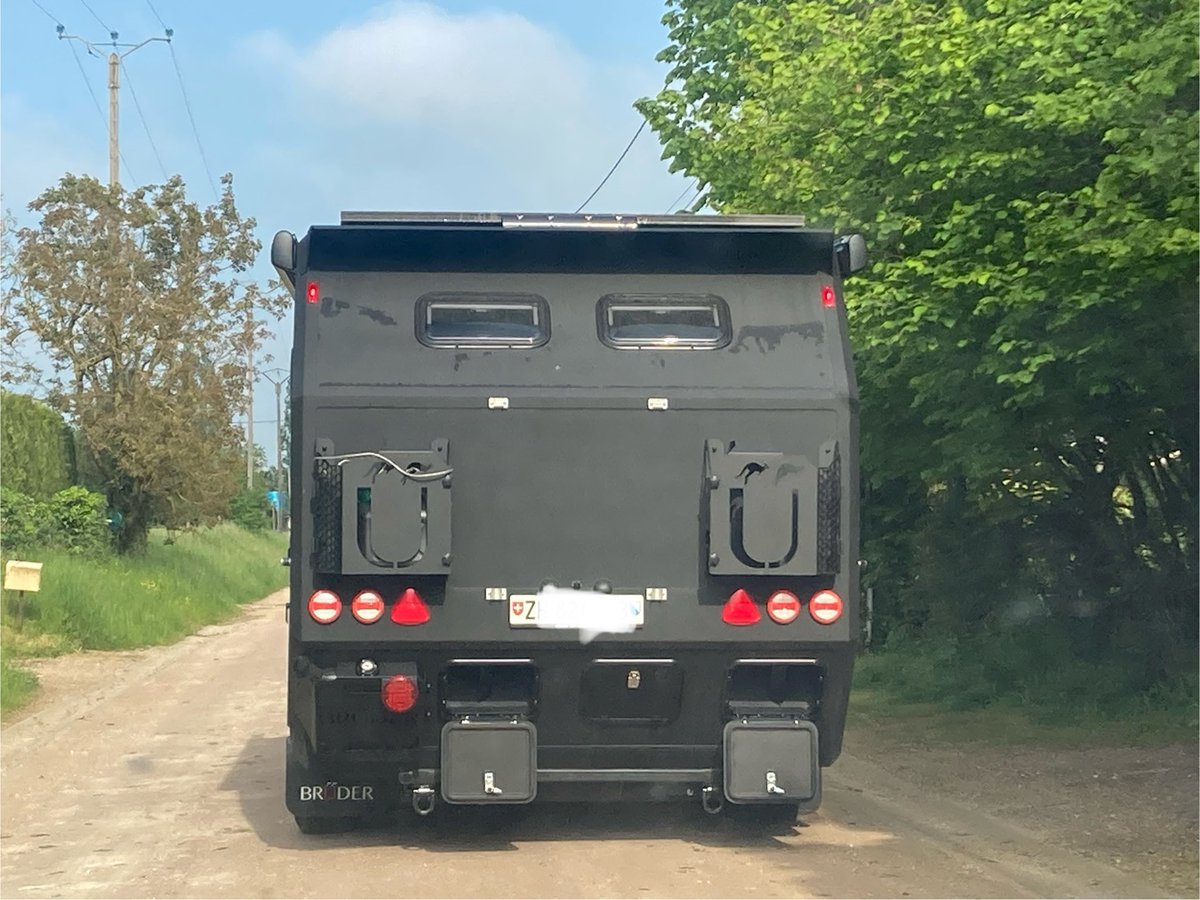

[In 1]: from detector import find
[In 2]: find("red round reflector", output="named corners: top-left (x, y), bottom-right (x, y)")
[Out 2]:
top-left (381, 675), bottom-right (419, 713)
top-left (721, 588), bottom-right (761, 626)
top-left (391, 588), bottom-right (431, 626)
top-left (821, 284), bottom-right (836, 308)
top-left (351, 590), bottom-right (385, 624)
top-left (306, 281), bottom-right (320, 304)
top-left (766, 590), bottom-right (802, 624)
top-left (809, 589), bottom-right (844, 625)
top-left (307, 589), bottom-right (341, 625)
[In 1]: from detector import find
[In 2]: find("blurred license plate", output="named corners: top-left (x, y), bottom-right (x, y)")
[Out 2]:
top-left (508, 592), bottom-right (644, 630)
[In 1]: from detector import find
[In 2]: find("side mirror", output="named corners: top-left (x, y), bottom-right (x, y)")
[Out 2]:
top-left (835, 233), bottom-right (868, 276)
top-left (271, 230), bottom-right (297, 294)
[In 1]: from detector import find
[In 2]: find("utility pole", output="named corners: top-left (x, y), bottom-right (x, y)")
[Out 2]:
top-left (56, 25), bottom-right (173, 188)
top-left (108, 52), bottom-right (119, 186)
top-left (246, 314), bottom-right (255, 491)
top-left (261, 369), bottom-right (290, 530)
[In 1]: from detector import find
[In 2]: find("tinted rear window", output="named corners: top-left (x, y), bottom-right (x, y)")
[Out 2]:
top-left (417, 293), bottom-right (549, 348)
top-left (598, 294), bottom-right (730, 349)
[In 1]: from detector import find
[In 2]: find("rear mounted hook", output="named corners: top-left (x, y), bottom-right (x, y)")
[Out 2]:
top-left (701, 785), bottom-right (724, 815)
top-left (412, 786), bottom-right (436, 816)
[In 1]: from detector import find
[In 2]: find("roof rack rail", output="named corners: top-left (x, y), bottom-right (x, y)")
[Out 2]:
top-left (338, 211), bottom-right (808, 229)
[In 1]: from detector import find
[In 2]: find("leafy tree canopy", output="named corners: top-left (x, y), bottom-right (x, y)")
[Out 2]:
top-left (640, 0), bottom-right (1198, 647)
top-left (3, 174), bottom-right (287, 552)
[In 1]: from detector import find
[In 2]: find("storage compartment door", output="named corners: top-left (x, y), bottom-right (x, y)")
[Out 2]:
top-left (441, 720), bottom-right (537, 804)
top-left (723, 719), bottom-right (819, 804)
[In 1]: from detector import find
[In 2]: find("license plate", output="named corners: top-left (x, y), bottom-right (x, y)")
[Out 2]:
top-left (508, 590), bottom-right (644, 632)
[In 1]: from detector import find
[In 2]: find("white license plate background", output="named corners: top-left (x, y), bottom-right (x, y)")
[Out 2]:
top-left (508, 591), bottom-right (644, 630)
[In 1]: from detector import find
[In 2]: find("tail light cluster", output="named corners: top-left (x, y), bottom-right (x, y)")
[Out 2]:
top-left (306, 588), bottom-right (430, 625)
top-left (721, 588), bottom-right (844, 626)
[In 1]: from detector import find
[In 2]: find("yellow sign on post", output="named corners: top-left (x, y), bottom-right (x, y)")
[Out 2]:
top-left (4, 560), bottom-right (43, 593)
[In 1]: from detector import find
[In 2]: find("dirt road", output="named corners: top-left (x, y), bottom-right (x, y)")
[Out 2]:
top-left (0, 592), bottom-right (1188, 898)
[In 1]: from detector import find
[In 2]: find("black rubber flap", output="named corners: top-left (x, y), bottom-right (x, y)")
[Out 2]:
top-left (723, 719), bottom-right (819, 803)
top-left (441, 720), bottom-right (537, 804)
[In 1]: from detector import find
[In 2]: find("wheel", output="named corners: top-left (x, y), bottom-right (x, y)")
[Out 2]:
top-left (294, 815), bottom-right (362, 835)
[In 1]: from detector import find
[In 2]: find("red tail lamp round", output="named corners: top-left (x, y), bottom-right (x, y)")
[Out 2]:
top-left (306, 281), bottom-right (320, 304)
top-left (766, 590), bottom-right (802, 624)
top-left (391, 588), bottom-right (431, 625)
top-left (351, 590), bottom-right (386, 624)
top-left (821, 284), bottom-right (837, 308)
top-left (307, 589), bottom-right (342, 624)
top-left (381, 674), bottom-right (419, 713)
top-left (809, 589), bottom-right (844, 625)
top-left (721, 588), bottom-right (761, 626)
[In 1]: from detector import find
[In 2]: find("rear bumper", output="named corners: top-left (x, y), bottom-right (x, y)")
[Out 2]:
top-left (286, 643), bottom-right (850, 817)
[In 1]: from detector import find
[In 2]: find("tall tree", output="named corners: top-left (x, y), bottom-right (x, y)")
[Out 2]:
top-left (3, 175), bottom-right (287, 551)
top-left (640, 0), bottom-right (1198, 651)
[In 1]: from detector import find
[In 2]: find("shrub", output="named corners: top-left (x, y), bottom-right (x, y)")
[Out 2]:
top-left (0, 488), bottom-right (52, 552)
top-left (46, 486), bottom-right (111, 556)
top-left (1, 486), bottom-right (110, 556)
top-left (229, 488), bottom-right (271, 531)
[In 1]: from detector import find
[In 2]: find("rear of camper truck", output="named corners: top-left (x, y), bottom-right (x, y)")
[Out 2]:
top-left (272, 212), bottom-right (866, 833)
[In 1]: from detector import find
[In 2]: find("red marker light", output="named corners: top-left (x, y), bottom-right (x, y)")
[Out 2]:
top-left (351, 590), bottom-right (386, 624)
top-left (391, 588), bottom-right (431, 625)
top-left (306, 281), bottom-right (320, 304)
top-left (766, 590), bottom-right (802, 624)
top-left (821, 284), bottom-right (837, 308)
top-left (809, 589), bottom-right (844, 625)
top-left (307, 589), bottom-right (342, 624)
top-left (721, 588), bottom-right (761, 626)
top-left (381, 674), bottom-right (419, 713)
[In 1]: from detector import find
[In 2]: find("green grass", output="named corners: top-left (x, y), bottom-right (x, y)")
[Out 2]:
top-left (0, 656), bottom-right (38, 713)
top-left (851, 640), bottom-right (1200, 747)
top-left (1, 524), bottom-right (288, 716)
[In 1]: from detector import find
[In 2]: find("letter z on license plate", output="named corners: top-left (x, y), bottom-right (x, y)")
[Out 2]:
top-left (508, 591), bottom-right (644, 632)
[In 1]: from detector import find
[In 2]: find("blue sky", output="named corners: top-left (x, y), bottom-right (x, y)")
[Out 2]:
top-left (2, 0), bottom-right (696, 461)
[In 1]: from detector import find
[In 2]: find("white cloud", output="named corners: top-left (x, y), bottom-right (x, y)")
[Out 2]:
top-left (241, 1), bottom-right (686, 214)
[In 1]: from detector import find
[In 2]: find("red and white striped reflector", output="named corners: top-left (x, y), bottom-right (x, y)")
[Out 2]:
top-left (808, 589), bottom-right (844, 625)
top-left (351, 590), bottom-right (385, 624)
top-left (766, 590), bottom-right (802, 624)
top-left (307, 589), bottom-right (342, 624)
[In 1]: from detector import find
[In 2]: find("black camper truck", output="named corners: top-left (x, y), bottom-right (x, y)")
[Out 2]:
top-left (272, 212), bottom-right (867, 833)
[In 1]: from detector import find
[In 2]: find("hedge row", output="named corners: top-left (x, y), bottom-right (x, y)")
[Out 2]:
top-left (0, 391), bottom-right (76, 499)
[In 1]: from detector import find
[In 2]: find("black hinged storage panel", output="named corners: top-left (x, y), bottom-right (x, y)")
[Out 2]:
top-left (723, 719), bottom-right (819, 805)
top-left (441, 720), bottom-right (537, 804)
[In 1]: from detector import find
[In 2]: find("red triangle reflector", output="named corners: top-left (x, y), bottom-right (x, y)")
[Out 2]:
top-left (391, 588), bottom-right (430, 625)
top-left (721, 589), bottom-right (761, 625)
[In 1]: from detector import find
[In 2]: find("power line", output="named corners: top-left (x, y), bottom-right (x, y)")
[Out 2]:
top-left (664, 180), bottom-right (697, 214)
top-left (167, 43), bottom-right (219, 199)
top-left (77, 0), bottom-right (110, 33)
top-left (121, 59), bottom-right (169, 181)
top-left (573, 119), bottom-right (646, 213)
top-left (144, 0), bottom-right (166, 29)
top-left (29, 0), bottom-right (62, 24)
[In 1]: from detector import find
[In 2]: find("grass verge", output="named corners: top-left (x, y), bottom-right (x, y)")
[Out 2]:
top-left (851, 643), bottom-right (1199, 746)
top-left (1, 524), bottom-right (288, 716)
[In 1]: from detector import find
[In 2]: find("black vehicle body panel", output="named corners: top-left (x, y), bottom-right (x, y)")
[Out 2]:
top-left (283, 213), bottom-right (860, 823)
